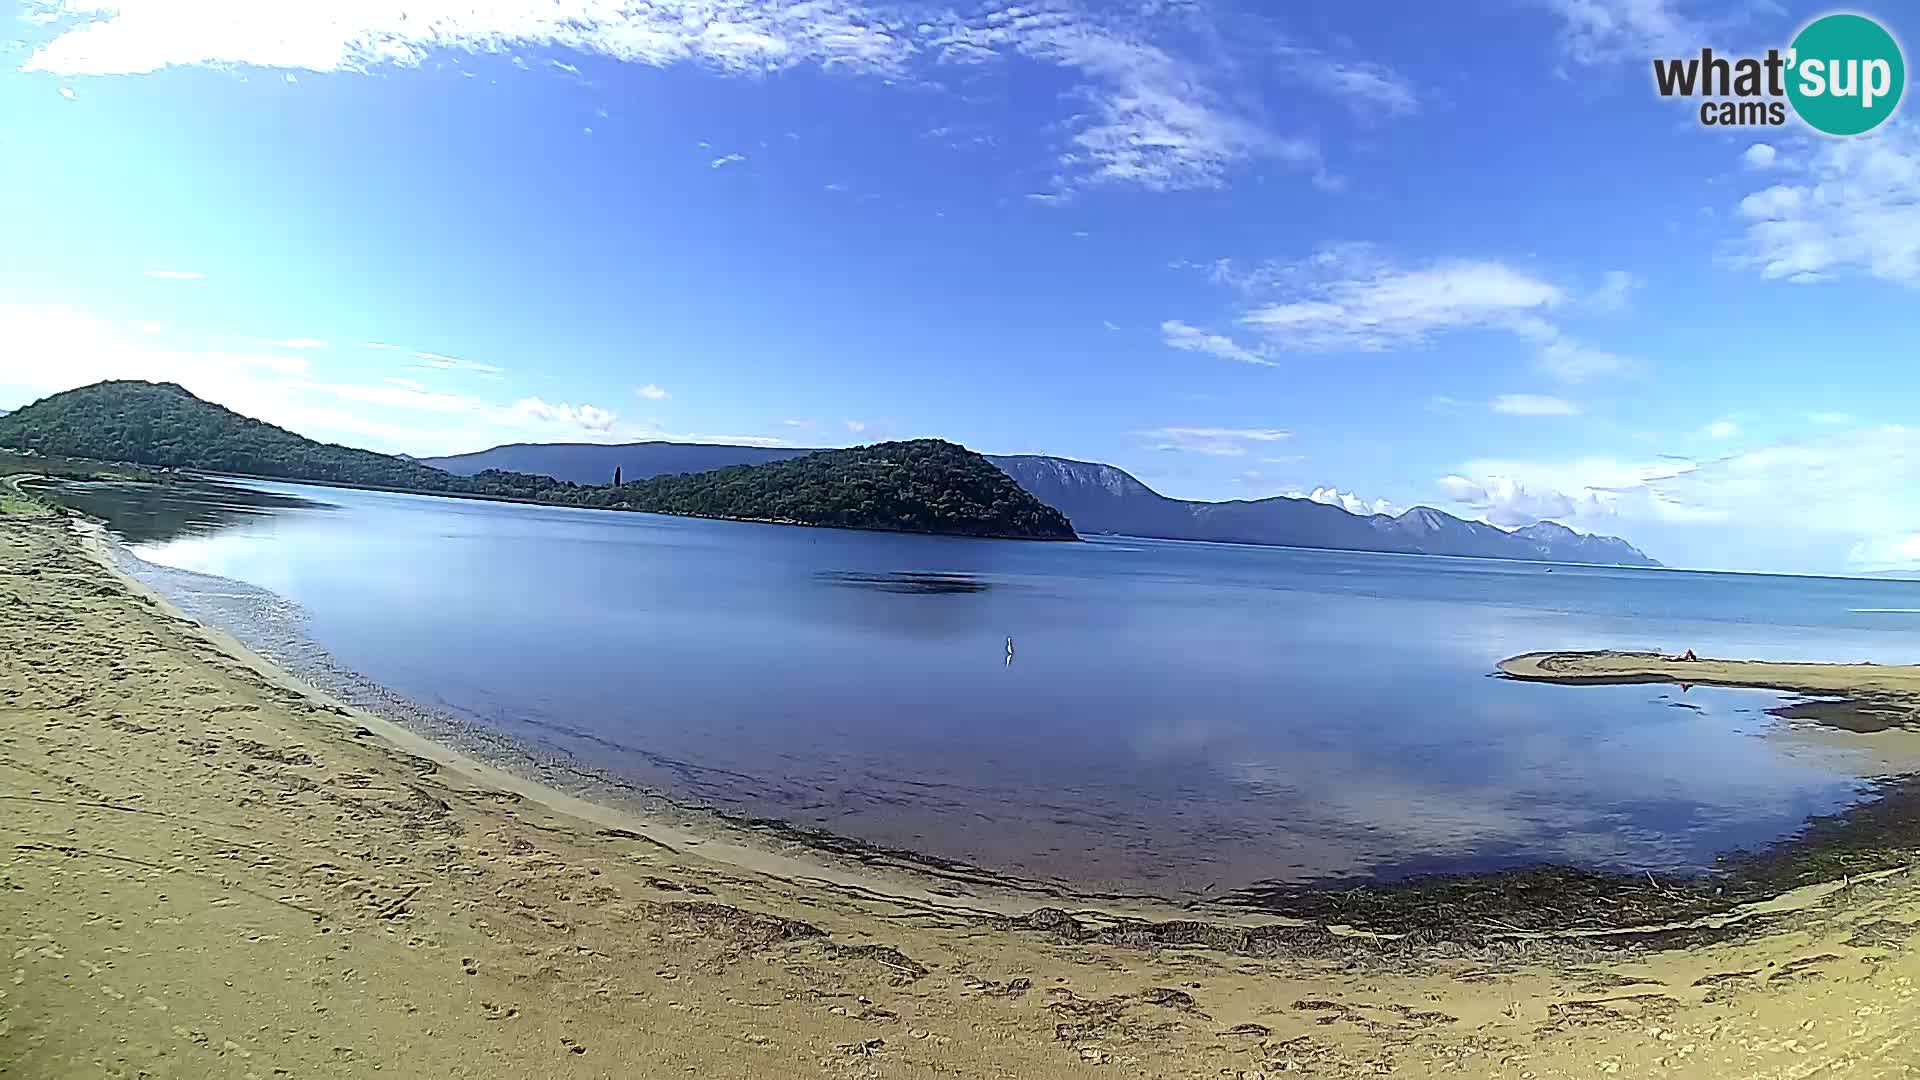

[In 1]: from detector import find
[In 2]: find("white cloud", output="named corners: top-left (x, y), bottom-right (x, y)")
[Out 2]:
top-left (255, 337), bottom-right (328, 350)
top-left (1182, 246), bottom-right (1641, 383)
top-left (57, 85), bottom-right (76, 100)
top-left (20, 1), bottom-right (1374, 197)
top-left (1586, 269), bottom-right (1640, 313)
top-left (1808, 411), bottom-right (1852, 426)
top-left (1143, 426), bottom-right (1290, 457)
top-left (1704, 418), bottom-right (1738, 439)
top-left (23, 0), bottom-right (918, 78)
top-left (1274, 45), bottom-right (1418, 118)
top-left (710, 153), bottom-right (747, 168)
top-left (0, 303), bottom-right (636, 455)
top-left (1438, 473), bottom-right (1600, 528)
top-left (512, 396), bottom-right (616, 431)
top-left (843, 419), bottom-right (866, 434)
top-left (636, 383), bottom-right (670, 400)
top-left (129, 320), bottom-right (163, 335)
top-left (1731, 119), bottom-right (1920, 286)
top-left (1301, 486), bottom-right (1399, 516)
top-left (411, 350), bottom-right (503, 374)
top-left (1438, 424), bottom-right (1920, 572)
top-left (143, 268), bottom-right (203, 280)
top-left (1437, 458), bottom-right (1699, 529)
top-left (1535, 338), bottom-right (1633, 381)
top-left (1234, 248), bottom-right (1564, 351)
top-left (1160, 319), bottom-right (1272, 366)
top-left (1742, 143), bottom-right (1776, 170)
top-left (1045, 32), bottom-right (1316, 192)
top-left (1491, 393), bottom-right (1581, 417)
top-left (920, 5), bottom-right (1327, 192)
top-left (1546, 0), bottom-right (1701, 66)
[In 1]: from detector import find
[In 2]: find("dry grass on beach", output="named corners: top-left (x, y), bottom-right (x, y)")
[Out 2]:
top-left (4, 516), bottom-right (1920, 1077)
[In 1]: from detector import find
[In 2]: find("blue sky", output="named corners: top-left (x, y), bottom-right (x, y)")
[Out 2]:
top-left (2, 1), bottom-right (1918, 574)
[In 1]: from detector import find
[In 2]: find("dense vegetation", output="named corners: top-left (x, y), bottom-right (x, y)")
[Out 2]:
top-left (0, 381), bottom-right (577, 497)
top-left (0, 381), bottom-right (1077, 540)
top-left (563, 439), bottom-right (1077, 539)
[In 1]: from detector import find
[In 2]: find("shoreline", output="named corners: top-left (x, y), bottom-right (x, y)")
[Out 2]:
top-left (1498, 649), bottom-right (1920, 733)
top-left (7, 519), bottom-right (1920, 1075)
top-left (72, 516), bottom-right (1208, 928)
top-left (60, 511), bottom-right (1920, 941)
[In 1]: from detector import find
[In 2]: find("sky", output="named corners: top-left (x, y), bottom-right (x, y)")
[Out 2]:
top-left (1, 1), bottom-right (1918, 574)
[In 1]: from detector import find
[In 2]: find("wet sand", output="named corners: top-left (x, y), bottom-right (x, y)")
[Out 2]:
top-left (4, 524), bottom-right (1920, 1078)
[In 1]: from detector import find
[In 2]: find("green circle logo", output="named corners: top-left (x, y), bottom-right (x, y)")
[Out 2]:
top-left (1787, 13), bottom-right (1905, 136)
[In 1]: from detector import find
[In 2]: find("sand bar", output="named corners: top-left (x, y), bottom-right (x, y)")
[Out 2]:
top-left (5, 519), bottom-right (1920, 1077)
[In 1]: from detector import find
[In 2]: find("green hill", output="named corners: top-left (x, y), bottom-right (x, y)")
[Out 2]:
top-left (564, 439), bottom-right (1078, 539)
top-left (0, 381), bottom-right (1076, 540)
top-left (0, 380), bottom-right (527, 494)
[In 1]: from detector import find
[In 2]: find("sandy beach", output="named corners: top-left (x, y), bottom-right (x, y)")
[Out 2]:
top-left (5, 519), bottom-right (1920, 1078)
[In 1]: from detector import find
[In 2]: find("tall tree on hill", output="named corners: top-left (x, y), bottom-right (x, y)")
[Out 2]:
top-left (613, 465), bottom-right (622, 487)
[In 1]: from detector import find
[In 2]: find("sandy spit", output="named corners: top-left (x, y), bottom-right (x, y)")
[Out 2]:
top-left (4, 522), bottom-right (1919, 1078)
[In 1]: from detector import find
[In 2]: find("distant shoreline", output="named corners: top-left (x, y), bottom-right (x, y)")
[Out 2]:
top-left (162, 469), bottom-right (1087, 543)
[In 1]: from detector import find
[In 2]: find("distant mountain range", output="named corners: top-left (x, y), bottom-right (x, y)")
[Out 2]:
top-left (424, 442), bottom-right (1660, 566)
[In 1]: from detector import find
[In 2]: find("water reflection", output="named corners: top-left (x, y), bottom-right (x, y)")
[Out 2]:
top-left (817, 570), bottom-right (994, 594)
top-left (38, 478), bottom-right (325, 545)
top-left (46, 476), bottom-right (1920, 898)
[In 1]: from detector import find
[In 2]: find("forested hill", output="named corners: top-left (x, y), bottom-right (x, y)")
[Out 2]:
top-left (0, 380), bottom-right (572, 497)
top-left (566, 439), bottom-right (1077, 540)
top-left (0, 381), bottom-right (1077, 540)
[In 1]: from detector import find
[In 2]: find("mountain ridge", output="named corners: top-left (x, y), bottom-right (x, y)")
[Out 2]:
top-left (0, 382), bottom-right (1077, 542)
top-left (424, 441), bottom-right (1659, 566)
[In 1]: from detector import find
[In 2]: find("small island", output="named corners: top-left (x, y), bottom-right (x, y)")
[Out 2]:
top-left (0, 381), bottom-right (1077, 541)
top-left (559, 439), bottom-right (1077, 540)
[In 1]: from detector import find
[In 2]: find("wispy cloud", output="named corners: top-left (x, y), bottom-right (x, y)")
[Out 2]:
top-left (143, 268), bottom-right (203, 280)
top-left (255, 337), bottom-right (328, 350)
top-left (1491, 393), bottom-right (1581, 417)
top-left (1274, 45), bottom-right (1418, 117)
top-left (411, 350), bottom-right (503, 374)
top-left (1436, 424), bottom-right (1920, 571)
top-left (636, 383), bottom-right (670, 401)
top-left (1703, 417), bottom-right (1739, 439)
top-left (843, 419), bottom-right (867, 434)
top-left (1160, 320), bottom-right (1272, 366)
top-left (709, 152), bottom-right (747, 169)
top-left (23, 1), bottom-right (1396, 198)
top-left (22, 0), bottom-right (918, 77)
top-left (1545, 0), bottom-right (1702, 66)
top-left (1730, 119), bottom-right (1920, 287)
top-left (1143, 426), bottom-right (1291, 457)
top-left (1233, 246), bottom-right (1563, 351)
top-left (1534, 340), bottom-right (1634, 381)
top-left (1184, 244), bottom-right (1639, 382)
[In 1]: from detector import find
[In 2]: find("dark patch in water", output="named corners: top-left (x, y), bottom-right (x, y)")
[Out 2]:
top-left (818, 570), bottom-right (992, 594)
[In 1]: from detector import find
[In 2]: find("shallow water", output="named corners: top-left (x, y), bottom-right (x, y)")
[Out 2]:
top-left (46, 476), bottom-right (1920, 899)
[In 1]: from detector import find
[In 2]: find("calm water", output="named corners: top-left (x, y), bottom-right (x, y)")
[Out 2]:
top-left (46, 477), bottom-right (1920, 899)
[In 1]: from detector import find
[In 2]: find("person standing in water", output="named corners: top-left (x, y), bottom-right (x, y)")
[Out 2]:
top-left (1006, 636), bottom-right (1015, 666)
